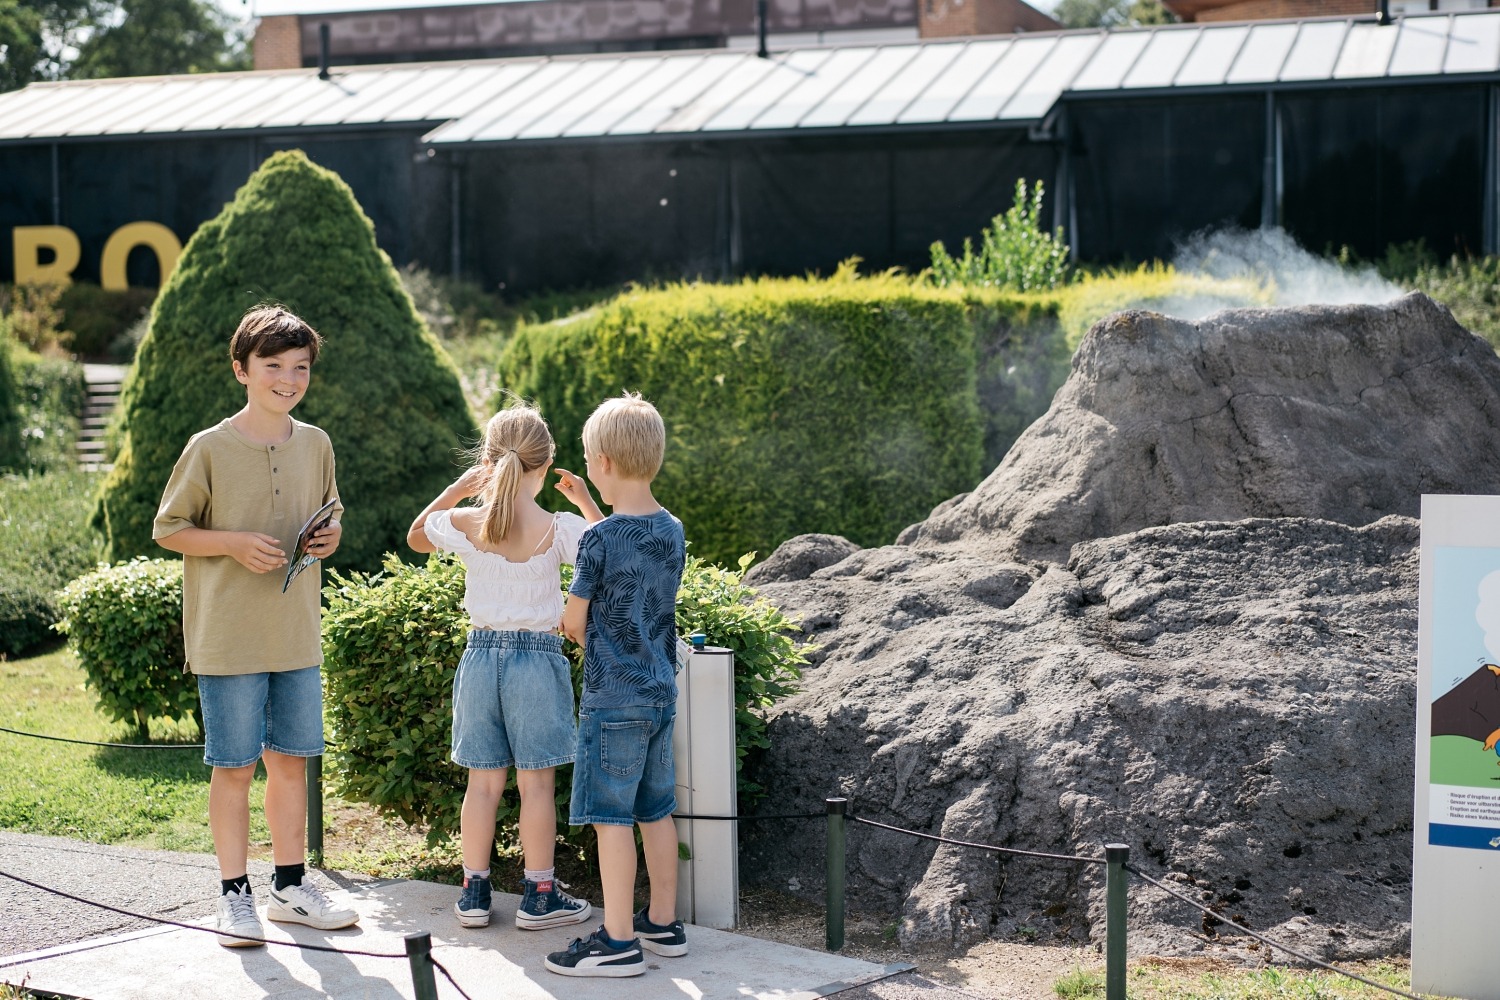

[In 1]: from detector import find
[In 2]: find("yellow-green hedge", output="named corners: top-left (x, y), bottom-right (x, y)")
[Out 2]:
top-left (500, 267), bottom-right (1065, 566)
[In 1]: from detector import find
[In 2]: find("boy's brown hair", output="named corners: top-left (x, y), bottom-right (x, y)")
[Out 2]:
top-left (229, 305), bottom-right (322, 368)
top-left (582, 391), bottom-right (665, 480)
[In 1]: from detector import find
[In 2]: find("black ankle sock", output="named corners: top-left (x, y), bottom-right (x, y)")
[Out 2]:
top-left (273, 863), bottom-right (306, 891)
top-left (222, 875), bottom-right (250, 896)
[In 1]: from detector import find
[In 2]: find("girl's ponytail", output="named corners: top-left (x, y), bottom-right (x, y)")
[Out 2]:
top-left (480, 449), bottom-right (523, 545)
top-left (472, 400), bottom-right (556, 545)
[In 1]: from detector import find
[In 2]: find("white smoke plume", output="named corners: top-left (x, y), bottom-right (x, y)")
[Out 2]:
top-left (1172, 227), bottom-right (1405, 308)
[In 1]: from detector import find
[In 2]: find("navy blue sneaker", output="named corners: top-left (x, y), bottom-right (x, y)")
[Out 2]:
top-left (516, 878), bottom-right (592, 930)
top-left (633, 906), bottom-right (688, 956)
top-left (454, 874), bottom-right (492, 928)
top-left (544, 926), bottom-right (644, 978)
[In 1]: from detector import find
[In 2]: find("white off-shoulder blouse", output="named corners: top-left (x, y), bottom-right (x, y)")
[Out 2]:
top-left (423, 510), bottom-right (588, 631)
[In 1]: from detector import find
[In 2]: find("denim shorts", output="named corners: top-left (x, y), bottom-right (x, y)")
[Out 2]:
top-left (451, 630), bottom-right (576, 771)
top-left (569, 704), bottom-right (676, 827)
top-left (198, 665), bottom-right (324, 769)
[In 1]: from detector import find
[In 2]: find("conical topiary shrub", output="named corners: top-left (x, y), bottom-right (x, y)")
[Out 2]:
top-left (96, 150), bottom-right (476, 571)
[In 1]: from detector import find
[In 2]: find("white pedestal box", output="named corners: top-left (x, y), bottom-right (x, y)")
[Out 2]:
top-left (672, 641), bottom-right (740, 929)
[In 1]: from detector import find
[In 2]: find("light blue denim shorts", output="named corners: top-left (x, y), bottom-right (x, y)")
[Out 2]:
top-left (568, 704), bottom-right (676, 827)
top-left (451, 630), bottom-right (576, 771)
top-left (197, 665), bottom-right (324, 769)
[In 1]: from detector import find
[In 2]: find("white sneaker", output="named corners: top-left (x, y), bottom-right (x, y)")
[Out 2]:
top-left (216, 886), bottom-right (264, 948)
top-left (267, 880), bottom-right (360, 930)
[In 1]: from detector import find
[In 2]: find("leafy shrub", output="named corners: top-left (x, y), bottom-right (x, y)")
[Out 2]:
top-left (499, 266), bottom-right (1004, 566)
top-left (58, 282), bottom-right (156, 360)
top-left (3, 345), bottom-right (86, 474)
top-left (0, 470), bottom-right (104, 655)
top-left (321, 550), bottom-right (808, 844)
top-left (0, 333), bottom-right (22, 472)
top-left (95, 150), bottom-right (477, 574)
top-left (1400, 255), bottom-right (1500, 350)
top-left (4, 283), bottom-right (67, 354)
top-left (929, 180), bottom-right (1072, 292)
top-left (52, 557), bottom-right (194, 737)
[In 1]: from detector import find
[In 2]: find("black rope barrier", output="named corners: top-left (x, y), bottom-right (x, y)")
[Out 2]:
top-left (0, 868), bottom-right (472, 999)
top-left (0, 725), bottom-right (203, 749)
top-left (850, 815), bottom-right (1108, 866)
top-left (672, 811), bottom-right (823, 821)
top-left (1124, 862), bottom-right (1426, 1000)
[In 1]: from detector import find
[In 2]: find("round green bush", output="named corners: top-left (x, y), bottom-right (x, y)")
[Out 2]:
top-left (321, 552), bottom-right (807, 845)
top-left (0, 469), bottom-right (104, 656)
top-left (498, 267), bottom-right (1060, 566)
top-left (53, 557), bottom-right (195, 737)
top-left (95, 150), bottom-right (477, 573)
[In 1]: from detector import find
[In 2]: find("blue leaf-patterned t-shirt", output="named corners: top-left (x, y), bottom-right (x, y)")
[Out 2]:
top-left (569, 508), bottom-right (686, 710)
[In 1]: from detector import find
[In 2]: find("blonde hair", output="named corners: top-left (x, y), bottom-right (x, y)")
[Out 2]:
top-left (582, 391), bottom-right (665, 481)
top-left (473, 403), bottom-right (555, 545)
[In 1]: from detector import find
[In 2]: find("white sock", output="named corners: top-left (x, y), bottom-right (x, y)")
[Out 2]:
top-left (524, 867), bottom-right (554, 884)
top-left (464, 867), bottom-right (490, 881)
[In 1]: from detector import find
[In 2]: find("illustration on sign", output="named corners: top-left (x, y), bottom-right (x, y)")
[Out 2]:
top-left (1429, 546), bottom-right (1500, 850)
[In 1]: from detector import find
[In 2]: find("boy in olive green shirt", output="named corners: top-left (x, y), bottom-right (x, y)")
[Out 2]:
top-left (154, 305), bottom-right (358, 946)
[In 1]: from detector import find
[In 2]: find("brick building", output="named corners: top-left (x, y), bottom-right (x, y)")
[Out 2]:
top-left (1163, 0), bottom-right (1493, 21)
top-left (252, 0), bottom-right (1059, 71)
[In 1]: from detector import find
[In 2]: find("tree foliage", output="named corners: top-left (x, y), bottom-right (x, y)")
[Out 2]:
top-left (96, 149), bottom-right (477, 573)
top-left (1053, 0), bottom-right (1176, 28)
top-left (0, 0), bottom-right (245, 92)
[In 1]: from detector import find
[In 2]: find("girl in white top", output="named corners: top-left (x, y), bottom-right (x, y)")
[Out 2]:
top-left (407, 402), bottom-right (603, 931)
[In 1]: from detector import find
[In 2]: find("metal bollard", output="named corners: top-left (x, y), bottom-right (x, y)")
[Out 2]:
top-left (825, 797), bottom-right (847, 951)
top-left (405, 932), bottom-right (440, 1000)
top-left (1105, 843), bottom-right (1129, 1000)
top-left (306, 754), bottom-right (324, 868)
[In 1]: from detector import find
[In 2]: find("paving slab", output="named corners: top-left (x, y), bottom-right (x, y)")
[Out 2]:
top-left (1, 858), bottom-right (906, 999)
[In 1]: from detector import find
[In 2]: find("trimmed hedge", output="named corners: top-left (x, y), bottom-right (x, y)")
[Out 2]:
top-left (53, 557), bottom-right (193, 737)
top-left (0, 332), bottom-right (22, 472)
top-left (0, 470), bottom-right (104, 656)
top-left (96, 150), bottom-right (477, 573)
top-left (321, 552), bottom-right (808, 845)
top-left (3, 345), bottom-right (86, 474)
top-left (499, 268), bottom-right (1059, 566)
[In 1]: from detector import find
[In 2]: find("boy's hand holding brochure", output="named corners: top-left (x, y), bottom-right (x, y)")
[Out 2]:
top-left (282, 498), bottom-right (340, 593)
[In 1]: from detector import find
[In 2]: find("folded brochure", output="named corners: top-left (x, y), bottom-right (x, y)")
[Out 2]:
top-left (282, 497), bottom-right (338, 593)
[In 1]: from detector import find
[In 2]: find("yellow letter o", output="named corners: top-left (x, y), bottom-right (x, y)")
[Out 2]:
top-left (100, 222), bottom-right (182, 291)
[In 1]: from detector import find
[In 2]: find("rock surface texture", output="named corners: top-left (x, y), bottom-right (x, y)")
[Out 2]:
top-left (744, 294), bottom-right (1500, 961)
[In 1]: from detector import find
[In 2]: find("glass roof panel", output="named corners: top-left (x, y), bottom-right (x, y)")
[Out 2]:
top-left (948, 35), bottom-right (1056, 121)
top-left (357, 65), bottom-right (464, 122)
top-left (60, 80), bottom-right (172, 135)
top-left (800, 46), bottom-right (920, 128)
top-left (258, 70), bottom-right (393, 128)
top-left (1174, 24), bottom-right (1249, 86)
top-left (516, 60), bottom-right (659, 139)
top-left (120, 76), bottom-right (248, 133)
top-left (1335, 21), bottom-right (1400, 77)
top-left (895, 40), bottom-right (1011, 123)
top-left (1002, 33), bottom-right (1100, 118)
top-left (480, 60), bottom-right (628, 140)
top-left (425, 61), bottom-right (580, 143)
top-left (702, 50), bottom-right (833, 131)
top-left (747, 47), bottom-right (877, 130)
top-left (559, 57), bottom-right (695, 135)
top-left (1121, 28), bottom-right (1199, 89)
top-left (1388, 15), bottom-right (1452, 75)
top-left (1277, 21), bottom-right (1347, 80)
top-left (7, 81), bottom-right (125, 137)
top-left (611, 53), bottom-right (746, 134)
top-left (1069, 31), bottom-right (1150, 90)
top-left (652, 56), bottom-right (773, 133)
top-left (1225, 22), bottom-right (1299, 83)
top-left (846, 42), bottom-right (963, 126)
top-left (1445, 8), bottom-right (1500, 71)
top-left (300, 68), bottom-right (417, 125)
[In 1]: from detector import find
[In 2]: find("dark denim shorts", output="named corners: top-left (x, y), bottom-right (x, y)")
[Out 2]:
top-left (568, 704), bottom-right (676, 827)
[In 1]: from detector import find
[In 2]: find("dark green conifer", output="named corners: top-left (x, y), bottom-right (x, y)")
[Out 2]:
top-left (96, 150), bottom-right (476, 570)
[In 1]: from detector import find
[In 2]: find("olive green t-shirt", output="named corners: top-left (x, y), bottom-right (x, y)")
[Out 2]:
top-left (153, 418), bottom-right (341, 676)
